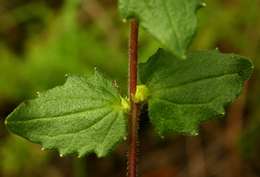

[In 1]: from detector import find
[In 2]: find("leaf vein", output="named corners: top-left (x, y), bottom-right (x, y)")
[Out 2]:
top-left (152, 72), bottom-right (239, 93)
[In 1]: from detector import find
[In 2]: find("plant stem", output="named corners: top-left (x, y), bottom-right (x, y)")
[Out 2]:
top-left (127, 19), bottom-right (140, 177)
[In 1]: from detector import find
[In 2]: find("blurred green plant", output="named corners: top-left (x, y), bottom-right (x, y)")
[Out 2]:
top-left (0, 135), bottom-right (49, 177)
top-left (0, 0), bottom-right (127, 102)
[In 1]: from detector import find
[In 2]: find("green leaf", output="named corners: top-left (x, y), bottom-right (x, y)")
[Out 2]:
top-left (5, 71), bottom-right (128, 158)
top-left (119, 0), bottom-right (204, 59)
top-left (139, 49), bottom-right (253, 135)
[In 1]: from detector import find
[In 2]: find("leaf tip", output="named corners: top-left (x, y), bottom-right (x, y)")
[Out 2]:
top-left (196, 1), bottom-right (207, 10)
top-left (96, 150), bottom-right (106, 158)
top-left (77, 151), bottom-right (85, 158)
top-left (200, 2), bottom-right (207, 8)
top-left (237, 56), bottom-right (254, 80)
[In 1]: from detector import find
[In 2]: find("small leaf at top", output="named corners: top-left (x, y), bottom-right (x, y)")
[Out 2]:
top-left (119, 0), bottom-right (204, 59)
top-left (139, 49), bottom-right (253, 135)
top-left (5, 71), bottom-right (128, 158)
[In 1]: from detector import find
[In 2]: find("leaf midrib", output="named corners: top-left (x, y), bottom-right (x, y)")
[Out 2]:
top-left (7, 105), bottom-right (110, 123)
top-left (151, 72), bottom-right (240, 93)
top-left (12, 110), bottom-right (114, 138)
top-left (152, 96), bottom-right (217, 106)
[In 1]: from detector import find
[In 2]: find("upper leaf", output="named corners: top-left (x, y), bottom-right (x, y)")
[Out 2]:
top-left (139, 49), bottom-right (253, 135)
top-left (119, 0), bottom-right (203, 59)
top-left (5, 71), bottom-right (128, 158)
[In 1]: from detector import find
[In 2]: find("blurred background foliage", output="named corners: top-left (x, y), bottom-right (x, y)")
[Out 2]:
top-left (0, 0), bottom-right (259, 177)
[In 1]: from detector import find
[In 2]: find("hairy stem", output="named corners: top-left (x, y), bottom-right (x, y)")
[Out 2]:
top-left (127, 19), bottom-right (140, 177)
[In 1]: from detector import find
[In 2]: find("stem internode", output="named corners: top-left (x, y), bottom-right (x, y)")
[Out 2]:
top-left (127, 19), bottom-right (140, 177)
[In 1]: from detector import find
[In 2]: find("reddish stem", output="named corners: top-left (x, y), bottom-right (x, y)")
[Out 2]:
top-left (127, 19), bottom-right (140, 177)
